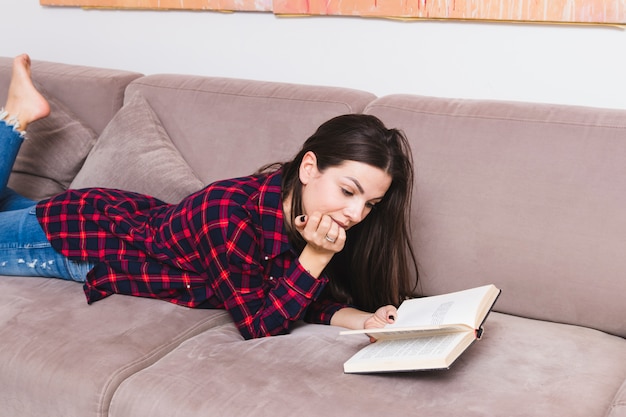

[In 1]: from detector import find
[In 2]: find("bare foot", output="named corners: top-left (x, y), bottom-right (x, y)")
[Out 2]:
top-left (3, 54), bottom-right (50, 131)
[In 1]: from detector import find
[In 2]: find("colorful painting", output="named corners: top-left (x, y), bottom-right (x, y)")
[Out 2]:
top-left (274, 0), bottom-right (626, 24)
top-left (39, 0), bottom-right (273, 11)
top-left (40, 0), bottom-right (626, 24)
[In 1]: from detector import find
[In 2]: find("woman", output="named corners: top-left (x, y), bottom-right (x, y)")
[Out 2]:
top-left (0, 54), bottom-right (418, 340)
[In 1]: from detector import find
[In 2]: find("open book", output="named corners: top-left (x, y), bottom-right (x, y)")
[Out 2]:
top-left (341, 284), bottom-right (501, 373)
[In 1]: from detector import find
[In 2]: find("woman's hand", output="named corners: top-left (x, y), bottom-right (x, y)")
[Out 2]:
top-left (364, 305), bottom-right (397, 330)
top-left (364, 305), bottom-right (397, 342)
top-left (331, 306), bottom-right (398, 343)
top-left (294, 213), bottom-right (346, 253)
top-left (294, 213), bottom-right (346, 278)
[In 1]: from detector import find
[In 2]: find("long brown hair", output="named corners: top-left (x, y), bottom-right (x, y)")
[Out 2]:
top-left (265, 114), bottom-right (418, 310)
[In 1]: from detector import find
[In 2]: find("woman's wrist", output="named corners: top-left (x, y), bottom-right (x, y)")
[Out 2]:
top-left (330, 307), bottom-right (371, 330)
top-left (298, 244), bottom-right (333, 278)
top-left (330, 305), bottom-right (398, 331)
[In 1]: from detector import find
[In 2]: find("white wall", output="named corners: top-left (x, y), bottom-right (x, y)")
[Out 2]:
top-left (2, 1), bottom-right (626, 109)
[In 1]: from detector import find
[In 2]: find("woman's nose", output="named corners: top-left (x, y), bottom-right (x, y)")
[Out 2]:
top-left (345, 202), bottom-right (365, 224)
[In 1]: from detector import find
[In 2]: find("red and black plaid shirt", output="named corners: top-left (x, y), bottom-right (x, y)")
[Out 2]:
top-left (36, 171), bottom-right (344, 339)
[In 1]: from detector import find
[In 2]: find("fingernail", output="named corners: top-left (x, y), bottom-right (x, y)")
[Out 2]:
top-left (389, 315), bottom-right (395, 321)
top-left (298, 215), bottom-right (306, 222)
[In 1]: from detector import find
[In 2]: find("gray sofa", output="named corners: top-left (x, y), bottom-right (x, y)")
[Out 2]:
top-left (1, 57), bottom-right (625, 417)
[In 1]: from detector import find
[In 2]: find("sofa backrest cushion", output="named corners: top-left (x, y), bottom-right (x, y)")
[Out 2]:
top-left (0, 57), bottom-right (143, 200)
top-left (121, 74), bottom-right (376, 185)
top-left (0, 58), bottom-right (143, 135)
top-left (9, 90), bottom-right (98, 201)
top-left (70, 91), bottom-right (205, 204)
top-left (366, 94), bottom-right (626, 338)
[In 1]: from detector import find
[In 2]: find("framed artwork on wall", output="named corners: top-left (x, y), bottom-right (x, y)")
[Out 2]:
top-left (40, 0), bottom-right (626, 24)
top-left (39, 0), bottom-right (273, 12)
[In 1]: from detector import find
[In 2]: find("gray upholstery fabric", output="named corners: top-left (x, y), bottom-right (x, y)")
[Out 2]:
top-left (70, 91), bottom-right (204, 204)
top-left (608, 381), bottom-right (626, 417)
top-left (124, 74), bottom-right (377, 184)
top-left (0, 277), bottom-right (231, 417)
top-left (0, 57), bottom-right (142, 201)
top-left (109, 313), bottom-right (626, 417)
top-left (365, 95), bottom-right (626, 338)
top-left (8, 90), bottom-right (97, 201)
top-left (0, 57), bottom-right (142, 135)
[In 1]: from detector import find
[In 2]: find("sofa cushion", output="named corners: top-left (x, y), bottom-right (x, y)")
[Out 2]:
top-left (7, 88), bottom-right (97, 201)
top-left (70, 91), bottom-right (205, 204)
top-left (0, 57), bottom-right (143, 135)
top-left (0, 57), bottom-right (142, 201)
top-left (0, 277), bottom-right (231, 417)
top-left (108, 313), bottom-right (626, 417)
top-left (123, 75), bottom-right (377, 184)
top-left (365, 95), bottom-right (626, 338)
top-left (608, 379), bottom-right (626, 417)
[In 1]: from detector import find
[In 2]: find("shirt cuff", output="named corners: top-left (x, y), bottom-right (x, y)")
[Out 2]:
top-left (283, 258), bottom-right (329, 301)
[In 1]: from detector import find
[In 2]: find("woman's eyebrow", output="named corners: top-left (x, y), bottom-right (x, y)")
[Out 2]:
top-left (345, 176), bottom-right (364, 193)
top-left (345, 176), bottom-right (385, 200)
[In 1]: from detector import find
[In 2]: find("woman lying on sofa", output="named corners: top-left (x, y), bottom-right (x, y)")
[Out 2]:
top-left (0, 54), bottom-right (418, 340)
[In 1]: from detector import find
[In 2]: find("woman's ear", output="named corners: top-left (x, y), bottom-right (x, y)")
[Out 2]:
top-left (299, 151), bottom-right (318, 185)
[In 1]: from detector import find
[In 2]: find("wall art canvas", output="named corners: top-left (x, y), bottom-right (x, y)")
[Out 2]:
top-left (273, 0), bottom-right (626, 24)
top-left (40, 0), bottom-right (273, 11)
top-left (40, 0), bottom-right (626, 24)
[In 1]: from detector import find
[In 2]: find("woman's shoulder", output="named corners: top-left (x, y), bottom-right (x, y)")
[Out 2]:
top-left (177, 171), bottom-right (283, 226)
top-left (195, 171), bottom-right (282, 201)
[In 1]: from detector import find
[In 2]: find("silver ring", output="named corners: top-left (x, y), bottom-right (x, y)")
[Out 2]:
top-left (325, 235), bottom-right (336, 243)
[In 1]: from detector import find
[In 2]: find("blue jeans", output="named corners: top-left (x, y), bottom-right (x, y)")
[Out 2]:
top-left (0, 120), bottom-right (93, 281)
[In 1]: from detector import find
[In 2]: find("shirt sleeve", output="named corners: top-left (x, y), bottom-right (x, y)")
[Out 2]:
top-left (191, 188), bottom-right (328, 339)
top-left (221, 247), bottom-right (328, 339)
top-left (303, 290), bottom-right (347, 325)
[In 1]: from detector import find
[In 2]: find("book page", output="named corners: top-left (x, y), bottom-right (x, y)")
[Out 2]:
top-left (351, 333), bottom-right (464, 361)
top-left (343, 332), bottom-right (470, 372)
top-left (339, 284), bottom-right (499, 336)
top-left (390, 285), bottom-right (495, 330)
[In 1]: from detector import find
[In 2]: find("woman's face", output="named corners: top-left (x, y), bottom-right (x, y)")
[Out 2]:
top-left (298, 151), bottom-right (392, 231)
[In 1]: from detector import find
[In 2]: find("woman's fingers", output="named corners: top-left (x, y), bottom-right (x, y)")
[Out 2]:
top-left (295, 212), bottom-right (345, 251)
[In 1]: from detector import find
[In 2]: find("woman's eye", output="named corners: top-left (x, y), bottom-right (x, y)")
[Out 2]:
top-left (365, 202), bottom-right (376, 209)
top-left (341, 188), bottom-right (354, 197)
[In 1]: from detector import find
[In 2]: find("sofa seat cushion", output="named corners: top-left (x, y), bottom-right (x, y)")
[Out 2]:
top-left (608, 380), bottom-right (626, 417)
top-left (0, 277), bottom-right (231, 417)
top-left (108, 312), bottom-right (626, 417)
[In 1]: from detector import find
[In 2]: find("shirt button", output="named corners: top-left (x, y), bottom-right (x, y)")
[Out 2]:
top-left (186, 284), bottom-right (191, 289)
top-left (269, 276), bottom-right (274, 281)
top-left (264, 256), bottom-right (269, 261)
